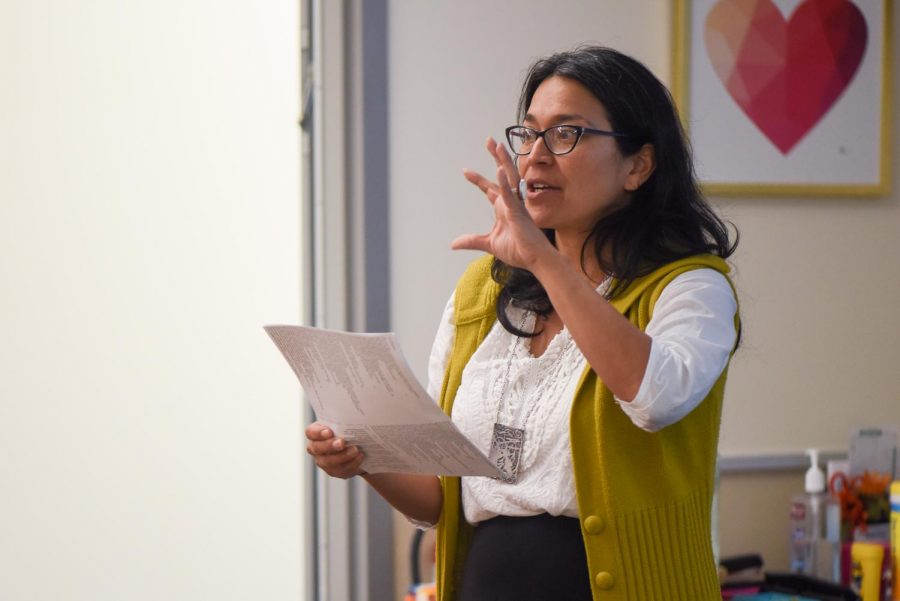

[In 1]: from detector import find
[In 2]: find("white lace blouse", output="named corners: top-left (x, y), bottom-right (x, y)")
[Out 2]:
top-left (424, 268), bottom-right (737, 526)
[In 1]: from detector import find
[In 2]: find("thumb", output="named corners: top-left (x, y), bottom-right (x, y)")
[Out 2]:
top-left (451, 233), bottom-right (491, 252)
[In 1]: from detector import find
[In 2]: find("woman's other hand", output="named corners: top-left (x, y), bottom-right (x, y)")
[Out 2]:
top-left (305, 421), bottom-right (365, 479)
top-left (306, 422), bottom-right (443, 523)
top-left (452, 138), bottom-right (553, 269)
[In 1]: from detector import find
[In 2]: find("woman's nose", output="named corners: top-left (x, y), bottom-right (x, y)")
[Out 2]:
top-left (526, 136), bottom-right (554, 165)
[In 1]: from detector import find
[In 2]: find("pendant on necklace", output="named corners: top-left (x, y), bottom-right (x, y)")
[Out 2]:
top-left (488, 422), bottom-right (525, 484)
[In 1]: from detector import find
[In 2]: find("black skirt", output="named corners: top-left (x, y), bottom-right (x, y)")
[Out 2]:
top-left (458, 513), bottom-right (592, 601)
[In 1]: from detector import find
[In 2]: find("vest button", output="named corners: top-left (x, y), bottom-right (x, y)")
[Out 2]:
top-left (583, 515), bottom-right (605, 534)
top-left (594, 571), bottom-right (615, 590)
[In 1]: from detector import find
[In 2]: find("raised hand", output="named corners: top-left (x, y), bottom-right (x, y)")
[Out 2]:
top-left (451, 137), bottom-right (553, 270)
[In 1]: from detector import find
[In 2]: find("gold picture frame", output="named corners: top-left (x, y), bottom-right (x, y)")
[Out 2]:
top-left (672, 0), bottom-right (892, 197)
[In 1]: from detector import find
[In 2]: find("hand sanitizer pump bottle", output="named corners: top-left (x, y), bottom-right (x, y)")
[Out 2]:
top-left (790, 449), bottom-right (826, 575)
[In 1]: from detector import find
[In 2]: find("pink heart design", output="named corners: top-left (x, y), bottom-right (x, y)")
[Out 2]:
top-left (704, 0), bottom-right (867, 154)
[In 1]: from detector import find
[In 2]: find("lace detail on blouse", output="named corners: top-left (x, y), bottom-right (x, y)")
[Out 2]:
top-left (450, 279), bottom-right (611, 524)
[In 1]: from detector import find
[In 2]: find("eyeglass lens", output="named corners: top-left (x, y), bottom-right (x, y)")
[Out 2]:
top-left (507, 126), bottom-right (581, 155)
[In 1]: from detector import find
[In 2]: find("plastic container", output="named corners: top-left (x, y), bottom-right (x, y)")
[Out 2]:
top-left (852, 541), bottom-right (885, 601)
top-left (790, 449), bottom-right (827, 576)
top-left (891, 481), bottom-right (899, 600)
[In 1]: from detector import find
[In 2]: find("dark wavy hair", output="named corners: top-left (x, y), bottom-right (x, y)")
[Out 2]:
top-left (493, 45), bottom-right (737, 337)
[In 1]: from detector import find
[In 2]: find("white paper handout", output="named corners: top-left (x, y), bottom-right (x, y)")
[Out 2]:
top-left (264, 325), bottom-right (501, 478)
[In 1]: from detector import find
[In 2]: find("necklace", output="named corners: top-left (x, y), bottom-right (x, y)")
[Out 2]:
top-left (487, 275), bottom-right (611, 484)
top-left (488, 310), bottom-right (575, 484)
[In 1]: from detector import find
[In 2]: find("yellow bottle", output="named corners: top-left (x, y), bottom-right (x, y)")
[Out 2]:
top-left (852, 541), bottom-right (885, 601)
top-left (891, 481), bottom-right (899, 601)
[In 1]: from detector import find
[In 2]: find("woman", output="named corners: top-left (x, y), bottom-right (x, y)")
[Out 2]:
top-left (306, 46), bottom-right (739, 601)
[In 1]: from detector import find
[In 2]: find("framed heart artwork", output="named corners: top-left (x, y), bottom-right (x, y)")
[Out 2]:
top-left (672, 0), bottom-right (892, 196)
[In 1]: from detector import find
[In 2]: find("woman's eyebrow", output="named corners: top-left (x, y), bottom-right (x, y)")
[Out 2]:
top-left (523, 112), bottom-right (590, 125)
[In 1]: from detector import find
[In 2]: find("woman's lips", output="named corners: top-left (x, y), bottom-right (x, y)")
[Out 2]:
top-left (526, 181), bottom-right (559, 200)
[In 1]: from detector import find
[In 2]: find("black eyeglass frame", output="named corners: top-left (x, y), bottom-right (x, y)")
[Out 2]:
top-left (504, 124), bottom-right (628, 156)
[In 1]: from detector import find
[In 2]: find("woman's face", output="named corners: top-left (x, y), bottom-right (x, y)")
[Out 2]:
top-left (516, 75), bottom-right (638, 240)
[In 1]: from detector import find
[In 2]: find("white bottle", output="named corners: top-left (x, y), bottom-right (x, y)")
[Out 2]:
top-left (790, 449), bottom-right (827, 575)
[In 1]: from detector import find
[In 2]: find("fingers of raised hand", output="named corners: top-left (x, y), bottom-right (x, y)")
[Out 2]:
top-left (463, 169), bottom-right (499, 204)
top-left (487, 138), bottom-right (519, 191)
top-left (495, 167), bottom-right (524, 210)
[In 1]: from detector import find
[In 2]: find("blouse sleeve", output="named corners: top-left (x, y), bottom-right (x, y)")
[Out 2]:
top-left (615, 268), bottom-right (737, 432)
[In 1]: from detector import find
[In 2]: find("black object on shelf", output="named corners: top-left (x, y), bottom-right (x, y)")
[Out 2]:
top-left (409, 528), bottom-right (425, 586)
top-left (763, 572), bottom-right (860, 601)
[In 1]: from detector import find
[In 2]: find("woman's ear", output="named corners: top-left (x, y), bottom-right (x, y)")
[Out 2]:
top-left (624, 144), bottom-right (656, 191)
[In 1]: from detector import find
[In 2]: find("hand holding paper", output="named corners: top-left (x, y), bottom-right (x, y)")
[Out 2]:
top-left (265, 325), bottom-right (501, 478)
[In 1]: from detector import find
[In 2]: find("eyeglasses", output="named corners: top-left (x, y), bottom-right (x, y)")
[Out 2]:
top-left (505, 124), bottom-right (627, 156)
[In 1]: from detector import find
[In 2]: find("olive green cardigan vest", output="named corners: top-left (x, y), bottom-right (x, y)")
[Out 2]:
top-left (435, 254), bottom-right (738, 601)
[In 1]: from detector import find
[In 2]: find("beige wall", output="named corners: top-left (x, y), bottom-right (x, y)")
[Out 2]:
top-left (0, 1), bottom-right (305, 599)
top-left (719, 469), bottom-right (806, 571)
top-left (387, 0), bottom-right (900, 595)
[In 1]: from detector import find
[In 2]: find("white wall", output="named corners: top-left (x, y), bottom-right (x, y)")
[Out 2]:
top-left (0, 1), bottom-right (305, 600)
